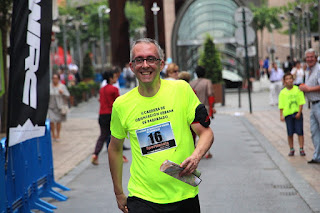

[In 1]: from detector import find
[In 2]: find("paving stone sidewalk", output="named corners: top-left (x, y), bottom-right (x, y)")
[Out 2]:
top-left (216, 90), bottom-right (320, 195)
top-left (52, 97), bottom-right (99, 180)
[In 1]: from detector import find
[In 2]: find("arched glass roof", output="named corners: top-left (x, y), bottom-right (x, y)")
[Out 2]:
top-left (172, 0), bottom-right (245, 75)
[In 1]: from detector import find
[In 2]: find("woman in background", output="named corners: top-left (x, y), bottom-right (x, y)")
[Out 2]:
top-left (48, 73), bottom-right (70, 142)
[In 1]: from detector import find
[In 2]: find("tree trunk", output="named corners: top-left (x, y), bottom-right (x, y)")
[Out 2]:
top-left (109, 0), bottom-right (130, 68)
top-left (0, 0), bottom-right (12, 133)
top-left (260, 30), bottom-right (264, 59)
top-left (0, 26), bottom-right (9, 134)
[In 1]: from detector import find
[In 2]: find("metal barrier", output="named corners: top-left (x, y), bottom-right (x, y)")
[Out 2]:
top-left (1, 120), bottom-right (70, 212)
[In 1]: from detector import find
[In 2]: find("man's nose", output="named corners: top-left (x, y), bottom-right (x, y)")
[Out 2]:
top-left (142, 59), bottom-right (149, 67)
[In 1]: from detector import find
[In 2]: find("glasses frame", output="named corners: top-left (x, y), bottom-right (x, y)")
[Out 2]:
top-left (132, 56), bottom-right (161, 66)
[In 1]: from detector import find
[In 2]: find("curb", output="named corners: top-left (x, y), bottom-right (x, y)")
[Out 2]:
top-left (240, 116), bottom-right (320, 212)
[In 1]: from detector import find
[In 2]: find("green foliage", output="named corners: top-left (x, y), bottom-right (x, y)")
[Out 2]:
top-left (68, 85), bottom-right (82, 101)
top-left (68, 80), bottom-right (99, 102)
top-left (281, 0), bottom-right (319, 34)
top-left (77, 81), bottom-right (90, 93)
top-left (57, 1), bottom-right (110, 48)
top-left (0, 0), bottom-right (12, 32)
top-left (250, 0), bottom-right (283, 32)
top-left (125, 1), bottom-right (145, 37)
top-left (82, 52), bottom-right (94, 78)
top-left (198, 35), bottom-right (222, 84)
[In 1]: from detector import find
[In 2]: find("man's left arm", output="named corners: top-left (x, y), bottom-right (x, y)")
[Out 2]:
top-left (179, 122), bottom-right (213, 176)
top-left (299, 84), bottom-right (320, 92)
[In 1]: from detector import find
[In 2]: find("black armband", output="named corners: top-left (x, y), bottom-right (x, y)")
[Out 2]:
top-left (193, 104), bottom-right (210, 128)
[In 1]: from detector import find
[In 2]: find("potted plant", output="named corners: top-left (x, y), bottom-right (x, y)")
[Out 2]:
top-left (198, 34), bottom-right (225, 105)
top-left (82, 52), bottom-right (94, 82)
top-left (77, 81), bottom-right (90, 102)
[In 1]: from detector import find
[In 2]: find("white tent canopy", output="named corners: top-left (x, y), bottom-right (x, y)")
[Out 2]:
top-left (222, 69), bottom-right (242, 82)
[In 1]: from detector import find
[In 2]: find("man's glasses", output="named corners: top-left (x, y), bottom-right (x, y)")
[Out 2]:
top-left (132, 56), bottom-right (161, 66)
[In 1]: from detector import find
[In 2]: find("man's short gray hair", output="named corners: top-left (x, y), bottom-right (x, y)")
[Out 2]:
top-left (130, 38), bottom-right (164, 61)
top-left (305, 48), bottom-right (318, 57)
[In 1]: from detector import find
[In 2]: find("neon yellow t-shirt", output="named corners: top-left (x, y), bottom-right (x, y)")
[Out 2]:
top-left (278, 85), bottom-right (305, 117)
top-left (111, 79), bottom-right (201, 204)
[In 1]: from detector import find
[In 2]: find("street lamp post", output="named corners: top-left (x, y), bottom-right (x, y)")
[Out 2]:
top-left (73, 20), bottom-right (86, 76)
top-left (305, 10), bottom-right (312, 49)
top-left (90, 37), bottom-right (97, 67)
top-left (288, 11), bottom-right (294, 60)
top-left (151, 2), bottom-right (160, 42)
top-left (296, 5), bottom-right (303, 60)
top-left (60, 16), bottom-right (68, 71)
top-left (98, 5), bottom-right (110, 73)
top-left (280, 12), bottom-right (294, 61)
top-left (60, 15), bottom-right (73, 85)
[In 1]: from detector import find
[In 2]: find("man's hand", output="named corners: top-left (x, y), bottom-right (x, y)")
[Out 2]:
top-left (295, 112), bottom-right (301, 120)
top-left (299, 84), bottom-right (309, 92)
top-left (179, 154), bottom-right (200, 177)
top-left (116, 193), bottom-right (128, 213)
top-left (280, 115), bottom-right (285, 122)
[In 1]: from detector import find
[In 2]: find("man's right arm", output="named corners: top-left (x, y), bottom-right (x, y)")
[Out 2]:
top-left (108, 136), bottom-right (128, 213)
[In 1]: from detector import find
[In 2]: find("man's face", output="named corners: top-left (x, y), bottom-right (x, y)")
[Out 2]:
top-left (272, 63), bottom-right (277, 69)
top-left (129, 43), bottom-right (164, 85)
top-left (306, 52), bottom-right (317, 68)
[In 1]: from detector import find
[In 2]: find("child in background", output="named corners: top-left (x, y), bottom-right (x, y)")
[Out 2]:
top-left (279, 73), bottom-right (306, 156)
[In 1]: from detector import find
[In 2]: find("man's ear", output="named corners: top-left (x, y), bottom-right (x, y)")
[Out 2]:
top-left (159, 60), bottom-right (165, 70)
top-left (129, 62), bottom-right (134, 71)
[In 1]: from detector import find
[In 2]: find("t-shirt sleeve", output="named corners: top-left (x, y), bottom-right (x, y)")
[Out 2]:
top-left (278, 90), bottom-right (284, 109)
top-left (185, 82), bottom-right (201, 124)
top-left (110, 104), bottom-right (127, 139)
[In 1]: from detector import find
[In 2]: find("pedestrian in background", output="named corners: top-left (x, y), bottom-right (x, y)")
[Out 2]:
top-left (263, 56), bottom-right (270, 78)
top-left (48, 73), bottom-right (70, 142)
top-left (91, 70), bottom-right (128, 165)
top-left (290, 61), bottom-right (304, 86)
top-left (123, 63), bottom-right (136, 88)
top-left (299, 48), bottom-right (320, 164)
top-left (283, 55), bottom-right (294, 73)
top-left (108, 38), bottom-right (213, 213)
top-left (190, 65), bottom-right (215, 159)
top-left (279, 73), bottom-right (306, 156)
top-left (268, 62), bottom-right (284, 106)
top-left (179, 71), bottom-right (197, 144)
top-left (165, 63), bottom-right (179, 80)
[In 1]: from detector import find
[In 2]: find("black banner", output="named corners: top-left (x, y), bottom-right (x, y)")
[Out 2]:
top-left (7, 0), bottom-right (52, 146)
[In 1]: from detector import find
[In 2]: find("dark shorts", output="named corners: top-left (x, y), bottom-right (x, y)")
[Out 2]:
top-left (127, 195), bottom-right (200, 213)
top-left (285, 112), bottom-right (304, 136)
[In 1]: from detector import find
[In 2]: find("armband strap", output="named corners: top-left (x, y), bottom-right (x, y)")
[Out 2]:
top-left (193, 104), bottom-right (210, 128)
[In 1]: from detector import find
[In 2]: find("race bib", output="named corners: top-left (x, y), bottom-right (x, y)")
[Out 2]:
top-left (136, 122), bottom-right (176, 155)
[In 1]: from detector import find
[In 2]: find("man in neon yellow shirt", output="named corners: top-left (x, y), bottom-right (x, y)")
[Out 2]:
top-left (108, 38), bottom-right (214, 213)
top-left (279, 73), bottom-right (306, 157)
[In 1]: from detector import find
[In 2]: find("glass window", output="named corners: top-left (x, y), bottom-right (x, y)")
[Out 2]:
top-left (175, 0), bottom-right (244, 74)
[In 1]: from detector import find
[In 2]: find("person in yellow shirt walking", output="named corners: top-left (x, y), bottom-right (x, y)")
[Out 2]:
top-left (279, 73), bottom-right (306, 156)
top-left (108, 38), bottom-right (214, 213)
